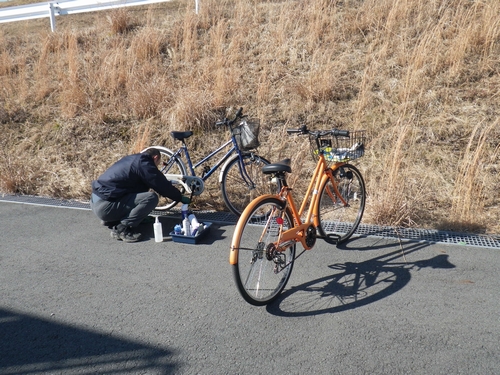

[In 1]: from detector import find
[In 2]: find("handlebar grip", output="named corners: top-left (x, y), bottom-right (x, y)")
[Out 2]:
top-left (287, 124), bottom-right (308, 135)
top-left (332, 129), bottom-right (349, 137)
top-left (235, 107), bottom-right (243, 118)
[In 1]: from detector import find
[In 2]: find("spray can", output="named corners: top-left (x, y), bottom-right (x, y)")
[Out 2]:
top-left (188, 213), bottom-right (200, 236)
top-left (153, 216), bottom-right (163, 242)
top-left (181, 204), bottom-right (189, 219)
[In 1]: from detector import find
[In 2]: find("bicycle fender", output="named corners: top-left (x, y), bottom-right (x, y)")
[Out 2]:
top-left (140, 145), bottom-right (175, 154)
top-left (229, 194), bottom-right (282, 265)
top-left (218, 154), bottom-right (240, 183)
top-left (312, 167), bottom-right (345, 227)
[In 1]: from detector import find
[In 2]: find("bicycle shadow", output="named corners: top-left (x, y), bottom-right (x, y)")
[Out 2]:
top-left (266, 239), bottom-right (455, 317)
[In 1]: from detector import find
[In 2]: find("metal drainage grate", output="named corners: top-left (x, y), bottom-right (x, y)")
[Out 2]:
top-left (352, 223), bottom-right (500, 248)
top-left (151, 209), bottom-right (238, 224)
top-left (1, 194), bottom-right (499, 249)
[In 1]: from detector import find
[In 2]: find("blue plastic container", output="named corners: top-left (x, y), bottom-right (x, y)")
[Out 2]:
top-left (169, 222), bottom-right (212, 244)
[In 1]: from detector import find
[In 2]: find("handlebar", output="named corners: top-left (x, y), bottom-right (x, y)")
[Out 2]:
top-left (216, 107), bottom-right (245, 127)
top-left (287, 124), bottom-right (349, 138)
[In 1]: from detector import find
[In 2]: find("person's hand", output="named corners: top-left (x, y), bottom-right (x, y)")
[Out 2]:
top-left (181, 196), bottom-right (191, 204)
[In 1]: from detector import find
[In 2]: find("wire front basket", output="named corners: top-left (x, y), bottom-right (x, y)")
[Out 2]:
top-left (310, 130), bottom-right (366, 163)
top-left (234, 118), bottom-right (260, 151)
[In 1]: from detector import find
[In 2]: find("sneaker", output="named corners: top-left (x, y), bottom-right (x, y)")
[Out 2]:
top-left (111, 224), bottom-right (142, 243)
top-left (110, 227), bottom-right (121, 240)
top-left (119, 227), bottom-right (142, 243)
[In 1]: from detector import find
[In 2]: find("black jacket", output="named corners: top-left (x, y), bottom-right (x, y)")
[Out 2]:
top-left (92, 153), bottom-right (182, 202)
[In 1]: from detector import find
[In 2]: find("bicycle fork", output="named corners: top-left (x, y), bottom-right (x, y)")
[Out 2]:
top-left (237, 153), bottom-right (262, 189)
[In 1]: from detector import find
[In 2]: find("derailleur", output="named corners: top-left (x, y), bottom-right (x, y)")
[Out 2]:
top-left (266, 243), bottom-right (287, 274)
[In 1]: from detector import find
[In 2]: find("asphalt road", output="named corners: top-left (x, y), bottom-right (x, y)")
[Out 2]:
top-left (1, 201), bottom-right (499, 374)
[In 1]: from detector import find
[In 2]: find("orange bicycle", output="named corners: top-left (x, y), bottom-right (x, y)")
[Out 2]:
top-left (229, 125), bottom-right (366, 305)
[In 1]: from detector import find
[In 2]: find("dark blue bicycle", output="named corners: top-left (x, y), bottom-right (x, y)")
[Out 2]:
top-left (142, 108), bottom-right (279, 216)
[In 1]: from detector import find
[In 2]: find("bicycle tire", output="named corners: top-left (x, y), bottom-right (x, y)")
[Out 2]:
top-left (316, 163), bottom-right (366, 243)
top-left (231, 197), bottom-right (296, 306)
top-left (142, 146), bottom-right (187, 211)
top-left (220, 154), bottom-right (278, 216)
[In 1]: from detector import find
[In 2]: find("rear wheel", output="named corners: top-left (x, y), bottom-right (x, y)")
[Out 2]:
top-left (142, 147), bottom-right (187, 210)
top-left (231, 197), bottom-right (296, 306)
top-left (221, 154), bottom-right (279, 216)
top-left (317, 164), bottom-right (366, 243)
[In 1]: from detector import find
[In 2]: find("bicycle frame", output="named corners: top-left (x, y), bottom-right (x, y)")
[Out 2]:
top-left (161, 132), bottom-right (256, 193)
top-left (273, 155), bottom-right (346, 251)
top-left (173, 139), bottom-right (236, 181)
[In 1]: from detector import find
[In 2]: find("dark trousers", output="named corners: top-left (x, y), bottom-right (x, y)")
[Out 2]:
top-left (90, 192), bottom-right (158, 228)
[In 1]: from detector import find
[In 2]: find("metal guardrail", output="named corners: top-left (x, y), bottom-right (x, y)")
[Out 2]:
top-left (0, 0), bottom-right (199, 31)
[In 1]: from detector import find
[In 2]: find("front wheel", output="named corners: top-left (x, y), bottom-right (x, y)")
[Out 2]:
top-left (142, 146), bottom-right (187, 210)
top-left (220, 154), bottom-right (279, 216)
top-left (231, 197), bottom-right (296, 306)
top-left (316, 163), bottom-right (366, 243)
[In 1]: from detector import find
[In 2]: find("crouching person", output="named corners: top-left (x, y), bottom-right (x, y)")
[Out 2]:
top-left (90, 148), bottom-right (190, 242)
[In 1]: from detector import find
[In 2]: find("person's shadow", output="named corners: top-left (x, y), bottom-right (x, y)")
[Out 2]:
top-left (0, 308), bottom-right (179, 374)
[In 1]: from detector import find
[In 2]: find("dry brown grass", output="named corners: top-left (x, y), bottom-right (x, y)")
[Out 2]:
top-left (0, 0), bottom-right (499, 234)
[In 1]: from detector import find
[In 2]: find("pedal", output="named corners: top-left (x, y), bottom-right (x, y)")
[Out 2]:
top-left (326, 233), bottom-right (341, 244)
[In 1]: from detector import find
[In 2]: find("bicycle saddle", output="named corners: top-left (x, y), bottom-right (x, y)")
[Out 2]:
top-left (262, 158), bottom-right (292, 174)
top-left (171, 131), bottom-right (193, 141)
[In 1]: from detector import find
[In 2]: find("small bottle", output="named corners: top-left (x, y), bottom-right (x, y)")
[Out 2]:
top-left (188, 213), bottom-right (200, 236)
top-left (182, 216), bottom-right (191, 236)
top-left (153, 216), bottom-right (163, 243)
top-left (174, 224), bottom-right (182, 235)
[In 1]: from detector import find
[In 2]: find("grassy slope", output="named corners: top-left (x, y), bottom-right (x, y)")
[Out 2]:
top-left (0, 0), bottom-right (499, 233)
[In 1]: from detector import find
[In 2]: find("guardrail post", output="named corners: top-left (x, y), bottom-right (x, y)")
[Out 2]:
top-left (48, 2), bottom-right (56, 32)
